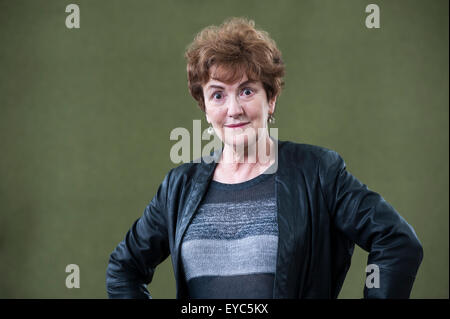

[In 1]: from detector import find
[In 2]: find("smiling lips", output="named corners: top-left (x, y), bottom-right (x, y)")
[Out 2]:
top-left (224, 122), bottom-right (250, 128)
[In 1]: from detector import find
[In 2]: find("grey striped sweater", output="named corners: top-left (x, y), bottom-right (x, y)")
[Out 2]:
top-left (180, 171), bottom-right (278, 299)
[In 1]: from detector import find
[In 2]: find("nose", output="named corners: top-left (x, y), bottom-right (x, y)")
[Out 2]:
top-left (227, 95), bottom-right (243, 118)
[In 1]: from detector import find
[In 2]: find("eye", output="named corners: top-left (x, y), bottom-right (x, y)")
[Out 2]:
top-left (212, 92), bottom-right (223, 100)
top-left (241, 88), bottom-right (254, 97)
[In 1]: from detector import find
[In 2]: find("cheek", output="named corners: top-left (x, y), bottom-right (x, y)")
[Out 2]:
top-left (209, 108), bottom-right (228, 122)
top-left (247, 101), bottom-right (267, 122)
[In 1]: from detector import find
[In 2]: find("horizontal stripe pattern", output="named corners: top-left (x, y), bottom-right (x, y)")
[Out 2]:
top-left (182, 235), bottom-right (278, 281)
top-left (181, 172), bottom-right (278, 298)
top-left (183, 199), bottom-right (278, 241)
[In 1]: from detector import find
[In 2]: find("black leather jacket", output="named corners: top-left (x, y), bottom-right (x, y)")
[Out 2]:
top-left (106, 140), bottom-right (423, 298)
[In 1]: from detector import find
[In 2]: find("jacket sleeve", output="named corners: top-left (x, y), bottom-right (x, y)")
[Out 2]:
top-left (319, 150), bottom-right (423, 298)
top-left (106, 172), bottom-right (171, 299)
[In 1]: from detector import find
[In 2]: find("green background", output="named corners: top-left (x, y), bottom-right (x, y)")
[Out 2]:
top-left (0, 0), bottom-right (447, 298)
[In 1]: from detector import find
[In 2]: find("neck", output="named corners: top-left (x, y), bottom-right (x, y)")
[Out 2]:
top-left (219, 134), bottom-right (275, 174)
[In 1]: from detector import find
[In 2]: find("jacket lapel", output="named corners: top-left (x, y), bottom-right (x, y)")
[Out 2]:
top-left (273, 141), bottom-right (310, 298)
top-left (173, 151), bottom-right (220, 298)
top-left (175, 158), bottom-right (217, 247)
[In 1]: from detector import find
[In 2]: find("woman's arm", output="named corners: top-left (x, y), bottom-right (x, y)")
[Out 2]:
top-left (319, 150), bottom-right (423, 298)
top-left (106, 173), bottom-right (171, 299)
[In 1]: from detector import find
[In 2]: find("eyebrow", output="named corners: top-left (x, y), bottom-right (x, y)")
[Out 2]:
top-left (205, 80), bottom-right (258, 93)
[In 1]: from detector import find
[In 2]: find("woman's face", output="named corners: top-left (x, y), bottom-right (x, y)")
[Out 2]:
top-left (202, 69), bottom-right (276, 151)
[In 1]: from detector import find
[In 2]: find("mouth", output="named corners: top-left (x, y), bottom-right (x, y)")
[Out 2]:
top-left (224, 122), bottom-right (250, 128)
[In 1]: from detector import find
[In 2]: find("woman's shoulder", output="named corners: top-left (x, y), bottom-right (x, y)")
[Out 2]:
top-left (278, 140), bottom-right (342, 163)
top-left (277, 140), bottom-right (347, 179)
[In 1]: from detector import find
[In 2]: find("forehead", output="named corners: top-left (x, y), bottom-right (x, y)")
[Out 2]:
top-left (206, 75), bottom-right (248, 87)
top-left (204, 64), bottom-right (259, 88)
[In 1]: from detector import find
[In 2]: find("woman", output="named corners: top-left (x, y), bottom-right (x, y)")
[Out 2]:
top-left (106, 17), bottom-right (423, 299)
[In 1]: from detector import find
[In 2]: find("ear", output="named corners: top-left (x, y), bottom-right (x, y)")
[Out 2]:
top-left (268, 95), bottom-right (277, 114)
top-left (205, 112), bottom-right (210, 124)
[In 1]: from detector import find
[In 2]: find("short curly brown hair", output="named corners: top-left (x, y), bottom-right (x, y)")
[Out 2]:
top-left (185, 17), bottom-right (285, 112)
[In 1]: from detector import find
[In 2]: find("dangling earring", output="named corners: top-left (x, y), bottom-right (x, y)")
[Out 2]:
top-left (207, 125), bottom-right (214, 135)
top-left (268, 113), bottom-right (275, 124)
